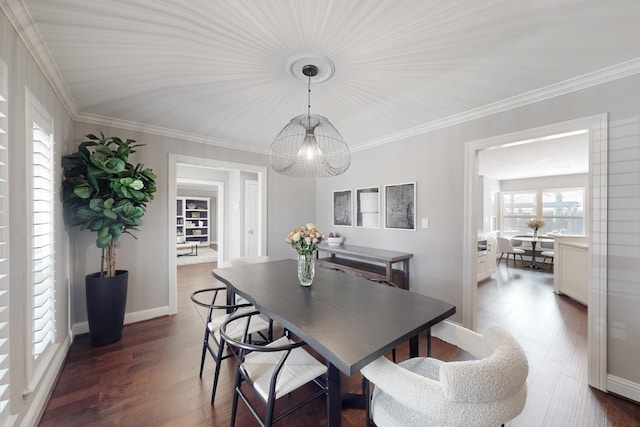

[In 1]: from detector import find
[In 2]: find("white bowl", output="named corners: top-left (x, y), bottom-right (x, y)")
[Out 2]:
top-left (327, 237), bottom-right (344, 246)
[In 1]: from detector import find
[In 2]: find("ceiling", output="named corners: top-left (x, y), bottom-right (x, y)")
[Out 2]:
top-left (478, 131), bottom-right (589, 180)
top-left (10, 1), bottom-right (640, 152)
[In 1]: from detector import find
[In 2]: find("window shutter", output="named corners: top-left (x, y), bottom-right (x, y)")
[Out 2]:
top-left (0, 60), bottom-right (10, 422)
top-left (31, 125), bottom-right (54, 360)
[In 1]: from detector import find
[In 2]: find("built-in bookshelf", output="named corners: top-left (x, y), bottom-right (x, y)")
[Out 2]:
top-left (176, 197), bottom-right (210, 246)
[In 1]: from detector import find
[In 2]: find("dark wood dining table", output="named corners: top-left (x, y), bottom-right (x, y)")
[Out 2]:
top-left (211, 259), bottom-right (456, 427)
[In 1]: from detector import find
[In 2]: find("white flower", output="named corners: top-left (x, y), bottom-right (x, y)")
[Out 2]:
top-left (291, 232), bottom-right (301, 242)
top-left (306, 223), bottom-right (316, 231)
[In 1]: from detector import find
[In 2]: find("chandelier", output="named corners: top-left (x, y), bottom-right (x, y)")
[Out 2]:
top-left (269, 64), bottom-right (350, 178)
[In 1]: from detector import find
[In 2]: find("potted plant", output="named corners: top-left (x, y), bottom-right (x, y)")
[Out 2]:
top-left (326, 232), bottom-right (344, 246)
top-left (61, 131), bottom-right (157, 346)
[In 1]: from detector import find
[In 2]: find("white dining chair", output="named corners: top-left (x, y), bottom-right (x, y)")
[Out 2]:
top-left (221, 310), bottom-right (328, 427)
top-left (190, 287), bottom-right (271, 403)
top-left (361, 321), bottom-right (529, 427)
top-left (539, 240), bottom-right (554, 268)
top-left (496, 236), bottom-right (525, 267)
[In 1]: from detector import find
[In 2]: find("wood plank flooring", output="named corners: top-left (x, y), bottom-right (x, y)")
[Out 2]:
top-left (38, 260), bottom-right (640, 426)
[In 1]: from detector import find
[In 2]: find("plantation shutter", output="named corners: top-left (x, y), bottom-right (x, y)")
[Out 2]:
top-left (0, 60), bottom-right (10, 422)
top-left (31, 120), bottom-right (54, 360)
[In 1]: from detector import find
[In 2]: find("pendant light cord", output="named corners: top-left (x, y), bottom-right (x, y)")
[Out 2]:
top-left (307, 72), bottom-right (312, 125)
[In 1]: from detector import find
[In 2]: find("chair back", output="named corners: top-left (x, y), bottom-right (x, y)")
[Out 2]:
top-left (190, 287), bottom-right (251, 323)
top-left (540, 238), bottom-right (554, 249)
top-left (438, 326), bottom-right (528, 403)
top-left (496, 236), bottom-right (515, 252)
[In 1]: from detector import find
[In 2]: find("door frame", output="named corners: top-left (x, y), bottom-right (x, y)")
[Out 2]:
top-left (244, 179), bottom-right (259, 257)
top-left (462, 113), bottom-right (608, 391)
top-left (176, 177), bottom-right (224, 261)
top-left (167, 154), bottom-right (267, 314)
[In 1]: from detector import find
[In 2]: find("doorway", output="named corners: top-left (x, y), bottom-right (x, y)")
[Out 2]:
top-left (167, 154), bottom-right (267, 315)
top-left (463, 114), bottom-right (608, 391)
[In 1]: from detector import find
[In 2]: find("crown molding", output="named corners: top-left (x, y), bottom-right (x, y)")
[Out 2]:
top-left (75, 112), bottom-right (266, 154)
top-left (0, 0), bottom-right (78, 117)
top-left (353, 57), bottom-right (640, 152)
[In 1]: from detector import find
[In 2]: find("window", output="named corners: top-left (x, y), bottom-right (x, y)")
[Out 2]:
top-left (26, 90), bottom-right (55, 389)
top-left (0, 59), bottom-right (9, 422)
top-left (501, 188), bottom-right (585, 236)
top-left (542, 188), bottom-right (585, 235)
top-left (501, 191), bottom-right (536, 235)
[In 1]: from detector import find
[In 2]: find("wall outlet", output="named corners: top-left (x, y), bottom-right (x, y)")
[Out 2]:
top-left (422, 218), bottom-right (429, 229)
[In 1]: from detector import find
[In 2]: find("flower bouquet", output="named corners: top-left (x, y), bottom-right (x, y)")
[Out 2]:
top-left (527, 219), bottom-right (545, 237)
top-left (286, 223), bottom-right (326, 286)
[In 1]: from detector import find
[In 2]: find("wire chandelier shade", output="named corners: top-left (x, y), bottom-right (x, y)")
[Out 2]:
top-left (269, 64), bottom-right (350, 178)
top-left (269, 113), bottom-right (350, 177)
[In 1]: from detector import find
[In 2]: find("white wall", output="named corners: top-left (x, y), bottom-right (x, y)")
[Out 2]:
top-left (479, 175), bottom-right (500, 233)
top-left (316, 73), bottom-right (640, 389)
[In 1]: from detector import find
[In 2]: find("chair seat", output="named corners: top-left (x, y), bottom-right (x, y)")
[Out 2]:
top-left (242, 336), bottom-right (327, 401)
top-left (209, 306), bottom-right (270, 341)
top-left (540, 251), bottom-right (554, 257)
top-left (511, 248), bottom-right (525, 254)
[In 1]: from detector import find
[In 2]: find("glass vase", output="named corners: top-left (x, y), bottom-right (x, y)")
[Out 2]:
top-left (533, 228), bottom-right (538, 238)
top-left (297, 253), bottom-right (315, 287)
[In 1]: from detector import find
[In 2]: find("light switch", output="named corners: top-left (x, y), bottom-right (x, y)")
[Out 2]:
top-left (422, 218), bottom-right (429, 229)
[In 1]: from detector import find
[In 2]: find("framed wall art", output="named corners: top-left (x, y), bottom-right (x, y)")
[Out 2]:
top-left (332, 189), bottom-right (353, 227)
top-left (384, 182), bottom-right (416, 230)
top-left (355, 186), bottom-right (380, 228)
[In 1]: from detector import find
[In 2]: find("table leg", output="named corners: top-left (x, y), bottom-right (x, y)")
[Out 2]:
top-left (403, 260), bottom-right (410, 290)
top-left (385, 261), bottom-right (393, 284)
top-left (327, 363), bottom-right (342, 427)
top-left (527, 241), bottom-right (541, 269)
top-left (409, 335), bottom-right (419, 358)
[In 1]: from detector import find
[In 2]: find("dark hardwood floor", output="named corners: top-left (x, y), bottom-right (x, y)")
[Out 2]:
top-left (38, 259), bottom-right (640, 426)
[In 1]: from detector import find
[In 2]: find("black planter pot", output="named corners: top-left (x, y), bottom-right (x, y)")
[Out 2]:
top-left (85, 270), bottom-right (128, 346)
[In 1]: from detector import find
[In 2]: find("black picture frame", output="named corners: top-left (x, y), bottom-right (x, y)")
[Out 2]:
top-left (384, 182), bottom-right (416, 230)
top-left (333, 189), bottom-right (353, 227)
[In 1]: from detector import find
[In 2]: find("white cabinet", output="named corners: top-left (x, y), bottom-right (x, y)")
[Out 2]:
top-left (477, 235), bottom-right (497, 282)
top-left (554, 236), bottom-right (588, 306)
top-left (176, 197), bottom-right (210, 246)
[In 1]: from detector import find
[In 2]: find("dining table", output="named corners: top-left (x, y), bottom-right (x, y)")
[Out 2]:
top-left (511, 236), bottom-right (554, 269)
top-left (211, 259), bottom-right (456, 427)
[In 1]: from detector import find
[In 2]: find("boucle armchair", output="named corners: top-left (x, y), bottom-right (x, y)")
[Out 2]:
top-left (361, 321), bottom-right (528, 427)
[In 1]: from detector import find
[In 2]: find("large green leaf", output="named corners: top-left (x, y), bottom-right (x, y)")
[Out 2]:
top-left (96, 234), bottom-right (112, 248)
top-left (103, 208), bottom-right (117, 220)
top-left (89, 198), bottom-right (103, 211)
top-left (73, 184), bottom-right (93, 199)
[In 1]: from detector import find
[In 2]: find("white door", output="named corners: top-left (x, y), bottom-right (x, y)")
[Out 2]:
top-left (244, 180), bottom-right (259, 257)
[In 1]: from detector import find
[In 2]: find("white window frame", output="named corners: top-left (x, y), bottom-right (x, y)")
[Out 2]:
top-left (500, 187), bottom-right (586, 237)
top-left (24, 89), bottom-right (56, 392)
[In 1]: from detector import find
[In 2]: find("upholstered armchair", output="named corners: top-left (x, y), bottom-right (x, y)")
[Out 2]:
top-left (361, 321), bottom-right (528, 427)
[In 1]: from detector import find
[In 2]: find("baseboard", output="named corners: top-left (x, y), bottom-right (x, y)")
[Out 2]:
top-left (72, 305), bottom-right (171, 336)
top-left (607, 374), bottom-right (640, 403)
